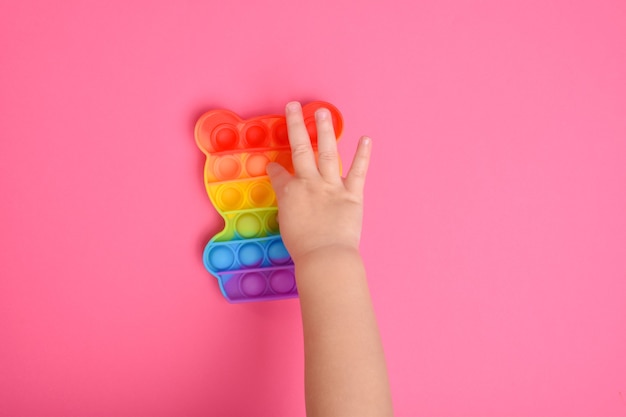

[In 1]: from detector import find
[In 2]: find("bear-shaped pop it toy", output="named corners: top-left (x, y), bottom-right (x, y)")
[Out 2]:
top-left (195, 102), bottom-right (343, 303)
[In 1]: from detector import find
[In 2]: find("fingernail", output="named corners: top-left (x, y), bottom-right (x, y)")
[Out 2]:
top-left (315, 108), bottom-right (330, 120)
top-left (286, 101), bottom-right (301, 113)
top-left (266, 162), bottom-right (279, 175)
top-left (362, 136), bottom-right (371, 145)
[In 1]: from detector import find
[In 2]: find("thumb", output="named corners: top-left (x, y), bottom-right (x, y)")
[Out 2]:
top-left (265, 162), bottom-right (290, 193)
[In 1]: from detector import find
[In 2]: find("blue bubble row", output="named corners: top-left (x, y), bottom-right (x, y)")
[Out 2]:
top-left (203, 236), bottom-right (292, 274)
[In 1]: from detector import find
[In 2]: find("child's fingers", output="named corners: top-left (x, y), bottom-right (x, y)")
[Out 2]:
top-left (315, 108), bottom-right (341, 183)
top-left (285, 102), bottom-right (318, 178)
top-left (344, 136), bottom-right (372, 195)
top-left (266, 162), bottom-right (290, 197)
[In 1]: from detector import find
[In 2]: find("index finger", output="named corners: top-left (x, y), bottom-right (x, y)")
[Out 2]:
top-left (285, 101), bottom-right (319, 178)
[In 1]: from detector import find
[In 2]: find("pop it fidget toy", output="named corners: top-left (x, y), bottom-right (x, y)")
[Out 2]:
top-left (195, 101), bottom-right (344, 303)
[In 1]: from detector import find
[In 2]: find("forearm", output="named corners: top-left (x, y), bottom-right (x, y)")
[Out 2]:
top-left (266, 102), bottom-right (388, 415)
top-left (295, 248), bottom-right (394, 417)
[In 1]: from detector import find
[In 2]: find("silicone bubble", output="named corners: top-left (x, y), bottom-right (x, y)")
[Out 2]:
top-left (245, 153), bottom-right (270, 177)
top-left (207, 246), bottom-right (235, 271)
top-left (195, 101), bottom-right (343, 303)
top-left (236, 213), bottom-right (262, 238)
top-left (240, 272), bottom-right (267, 297)
top-left (272, 121), bottom-right (290, 146)
top-left (269, 270), bottom-right (296, 294)
top-left (305, 118), bottom-right (318, 144)
top-left (214, 155), bottom-right (242, 180)
top-left (243, 123), bottom-right (269, 148)
top-left (212, 124), bottom-right (239, 151)
top-left (264, 211), bottom-right (279, 234)
top-left (238, 242), bottom-right (264, 267)
top-left (267, 240), bottom-right (290, 265)
top-left (274, 151), bottom-right (294, 174)
top-left (248, 181), bottom-right (274, 207)
top-left (216, 185), bottom-right (244, 211)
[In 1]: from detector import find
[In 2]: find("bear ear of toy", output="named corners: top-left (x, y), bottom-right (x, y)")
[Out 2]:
top-left (194, 109), bottom-right (242, 154)
top-left (301, 101), bottom-right (344, 141)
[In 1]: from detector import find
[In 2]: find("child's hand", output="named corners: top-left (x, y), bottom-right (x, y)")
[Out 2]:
top-left (265, 101), bottom-right (372, 264)
top-left (267, 102), bottom-right (392, 417)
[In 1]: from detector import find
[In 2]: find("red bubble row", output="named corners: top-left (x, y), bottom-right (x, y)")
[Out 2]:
top-left (210, 120), bottom-right (290, 152)
top-left (195, 101), bottom-right (343, 155)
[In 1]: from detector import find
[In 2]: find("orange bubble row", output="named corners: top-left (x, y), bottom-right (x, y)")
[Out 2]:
top-left (209, 151), bottom-right (294, 182)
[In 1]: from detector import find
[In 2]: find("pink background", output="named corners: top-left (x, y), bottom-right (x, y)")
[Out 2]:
top-left (1, 1), bottom-right (625, 416)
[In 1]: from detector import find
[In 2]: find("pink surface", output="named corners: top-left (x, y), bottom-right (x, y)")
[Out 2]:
top-left (1, 1), bottom-right (625, 416)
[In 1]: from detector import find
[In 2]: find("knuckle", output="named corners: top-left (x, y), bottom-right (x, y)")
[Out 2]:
top-left (351, 169), bottom-right (365, 178)
top-left (291, 144), bottom-right (312, 157)
top-left (350, 165), bottom-right (367, 178)
top-left (317, 150), bottom-right (337, 161)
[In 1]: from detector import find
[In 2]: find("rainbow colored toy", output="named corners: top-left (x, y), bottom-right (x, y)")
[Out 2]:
top-left (195, 102), bottom-right (343, 303)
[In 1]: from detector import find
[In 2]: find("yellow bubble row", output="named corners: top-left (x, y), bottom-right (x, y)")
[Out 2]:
top-left (212, 209), bottom-right (280, 243)
top-left (207, 178), bottom-right (276, 212)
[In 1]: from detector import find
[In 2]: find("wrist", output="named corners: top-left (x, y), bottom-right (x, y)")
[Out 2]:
top-left (293, 245), bottom-right (368, 299)
top-left (292, 245), bottom-right (362, 267)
